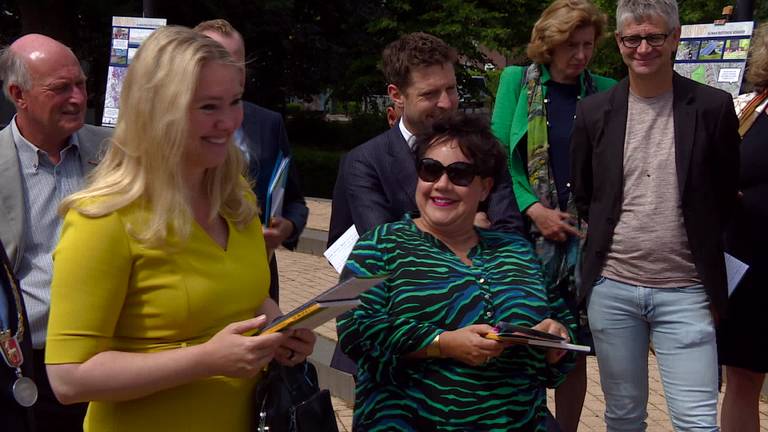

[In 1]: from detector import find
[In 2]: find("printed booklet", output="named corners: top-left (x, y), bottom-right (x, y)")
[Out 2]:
top-left (486, 322), bottom-right (591, 353)
top-left (261, 275), bottom-right (388, 334)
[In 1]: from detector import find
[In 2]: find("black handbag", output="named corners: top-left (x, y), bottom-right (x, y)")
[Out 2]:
top-left (252, 361), bottom-right (339, 432)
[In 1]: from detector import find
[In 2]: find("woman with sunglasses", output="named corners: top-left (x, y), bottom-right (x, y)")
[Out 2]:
top-left (490, 1), bottom-right (615, 429)
top-left (337, 113), bottom-right (576, 431)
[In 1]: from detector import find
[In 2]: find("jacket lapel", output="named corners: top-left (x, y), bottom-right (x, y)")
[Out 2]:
top-left (75, 125), bottom-right (107, 175)
top-left (384, 126), bottom-right (417, 209)
top-left (672, 74), bottom-right (695, 198)
top-left (0, 126), bottom-right (24, 268)
top-left (603, 78), bottom-right (630, 191)
top-left (241, 103), bottom-right (263, 177)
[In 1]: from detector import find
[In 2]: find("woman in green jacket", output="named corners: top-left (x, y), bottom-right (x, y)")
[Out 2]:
top-left (491, 1), bottom-right (615, 431)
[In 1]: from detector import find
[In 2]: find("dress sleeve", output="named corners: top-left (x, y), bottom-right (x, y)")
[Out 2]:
top-left (46, 209), bottom-right (132, 364)
top-left (336, 227), bottom-right (441, 384)
top-left (491, 67), bottom-right (519, 149)
top-left (491, 66), bottom-right (538, 213)
top-left (502, 234), bottom-right (577, 387)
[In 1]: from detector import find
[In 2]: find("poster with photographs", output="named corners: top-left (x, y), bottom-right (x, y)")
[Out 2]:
top-left (673, 21), bottom-right (754, 97)
top-left (101, 16), bottom-right (166, 127)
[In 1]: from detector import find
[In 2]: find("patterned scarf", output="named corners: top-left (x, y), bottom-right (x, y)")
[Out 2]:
top-left (736, 90), bottom-right (768, 137)
top-left (524, 64), bottom-right (596, 299)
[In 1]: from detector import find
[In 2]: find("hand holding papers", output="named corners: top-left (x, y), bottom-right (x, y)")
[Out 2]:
top-left (261, 275), bottom-right (387, 334)
top-left (323, 225), bottom-right (359, 274)
top-left (486, 322), bottom-right (591, 353)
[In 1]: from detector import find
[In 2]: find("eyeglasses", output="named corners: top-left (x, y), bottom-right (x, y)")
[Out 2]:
top-left (417, 158), bottom-right (478, 187)
top-left (619, 33), bottom-right (669, 48)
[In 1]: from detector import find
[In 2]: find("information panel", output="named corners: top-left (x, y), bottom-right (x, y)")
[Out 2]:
top-left (674, 21), bottom-right (754, 97)
top-left (101, 16), bottom-right (166, 127)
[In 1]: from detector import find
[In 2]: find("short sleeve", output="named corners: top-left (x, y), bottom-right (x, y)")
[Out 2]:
top-left (46, 209), bottom-right (132, 364)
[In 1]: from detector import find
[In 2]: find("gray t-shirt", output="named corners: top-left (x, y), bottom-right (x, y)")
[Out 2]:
top-left (602, 90), bottom-right (700, 287)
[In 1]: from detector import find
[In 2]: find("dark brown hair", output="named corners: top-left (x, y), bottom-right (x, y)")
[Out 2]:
top-left (382, 32), bottom-right (457, 90)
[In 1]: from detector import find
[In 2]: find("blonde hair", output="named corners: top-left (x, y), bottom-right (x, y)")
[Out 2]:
top-left (527, 0), bottom-right (607, 64)
top-left (747, 23), bottom-right (768, 91)
top-left (61, 25), bottom-right (257, 247)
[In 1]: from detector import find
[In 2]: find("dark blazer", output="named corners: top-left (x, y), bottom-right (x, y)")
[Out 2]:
top-left (241, 101), bottom-right (308, 250)
top-left (0, 242), bottom-right (34, 432)
top-left (571, 73), bottom-right (740, 317)
top-left (328, 125), bottom-right (524, 245)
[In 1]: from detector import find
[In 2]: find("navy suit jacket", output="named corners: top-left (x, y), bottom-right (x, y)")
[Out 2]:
top-left (241, 102), bottom-right (308, 250)
top-left (328, 125), bottom-right (524, 245)
top-left (571, 73), bottom-right (740, 317)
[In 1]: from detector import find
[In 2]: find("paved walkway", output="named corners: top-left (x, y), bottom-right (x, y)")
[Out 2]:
top-left (276, 198), bottom-right (768, 432)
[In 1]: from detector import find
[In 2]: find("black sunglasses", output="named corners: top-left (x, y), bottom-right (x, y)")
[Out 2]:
top-left (417, 158), bottom-right (478, 187)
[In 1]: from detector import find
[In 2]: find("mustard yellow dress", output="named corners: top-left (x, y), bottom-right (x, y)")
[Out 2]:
top-left (46, 204), bottom-right (269, 432)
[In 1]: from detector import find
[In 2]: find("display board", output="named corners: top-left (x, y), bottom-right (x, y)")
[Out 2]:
top-left (101, 16), bottom-right (166, 127)
top-left (673, 21), bottom-right (754, 97)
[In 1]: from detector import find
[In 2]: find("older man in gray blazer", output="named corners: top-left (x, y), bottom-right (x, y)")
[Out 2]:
top-left (0, 34), bottom-right (111, 432)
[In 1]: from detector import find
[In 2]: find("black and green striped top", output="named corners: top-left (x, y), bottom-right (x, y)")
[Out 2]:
top-left (337, 216), bottom-right (577, 431)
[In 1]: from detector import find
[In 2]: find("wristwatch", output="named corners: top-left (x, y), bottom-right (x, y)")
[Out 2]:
top-left (426, 334), bottom-right (442, 358)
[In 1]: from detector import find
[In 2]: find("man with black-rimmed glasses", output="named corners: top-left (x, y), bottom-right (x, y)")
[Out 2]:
top-left (570, 0), bottom-right (740, 430)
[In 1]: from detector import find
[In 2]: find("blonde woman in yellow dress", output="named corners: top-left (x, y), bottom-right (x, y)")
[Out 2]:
top-left (43, 26), bottom-right (315, 431)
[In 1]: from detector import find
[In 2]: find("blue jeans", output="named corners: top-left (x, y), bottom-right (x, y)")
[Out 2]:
top-left (587, 277), bottom-right (719, 432)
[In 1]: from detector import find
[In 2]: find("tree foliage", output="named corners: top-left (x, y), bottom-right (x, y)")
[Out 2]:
top-left (0, 0), bottom-right (765, 116)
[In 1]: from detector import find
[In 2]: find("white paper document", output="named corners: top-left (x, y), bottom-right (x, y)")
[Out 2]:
top-left (724, 252), bottom-right (749, 297)
top-left (718, 68), bottom-right (741, 83)
top-left (323, 225), bottom-right (359, 273)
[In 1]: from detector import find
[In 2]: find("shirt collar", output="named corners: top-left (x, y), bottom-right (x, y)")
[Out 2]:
top-left (398, 117), bottom-right (416, 150)
top-left (11, 115), bottom-right (80, 170)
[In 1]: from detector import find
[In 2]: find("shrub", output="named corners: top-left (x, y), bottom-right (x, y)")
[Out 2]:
top-left (286, 111), bottom-right (388, 151)
top-left (292, 146), bottom-right (344, 199)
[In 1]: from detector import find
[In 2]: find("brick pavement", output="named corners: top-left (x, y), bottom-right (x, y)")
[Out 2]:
top-left (306, 197), bottom-right (331, 232)
top-left (281, 198), bottom-right (768, 431)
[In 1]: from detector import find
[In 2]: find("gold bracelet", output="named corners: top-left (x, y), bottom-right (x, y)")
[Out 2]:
top-left (426, 334), bottom-right (442, 358)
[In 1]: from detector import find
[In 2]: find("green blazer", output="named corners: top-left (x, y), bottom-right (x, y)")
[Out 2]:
top-left (491, 64), bottom-right (616, 213)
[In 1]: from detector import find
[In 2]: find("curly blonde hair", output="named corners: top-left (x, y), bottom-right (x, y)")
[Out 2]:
top-left (61, 26), bottom-right (257, 247)
top-left (527, 0), bottom-right (607, 65)
top-left (747, 23), bottom-right (768, 91)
